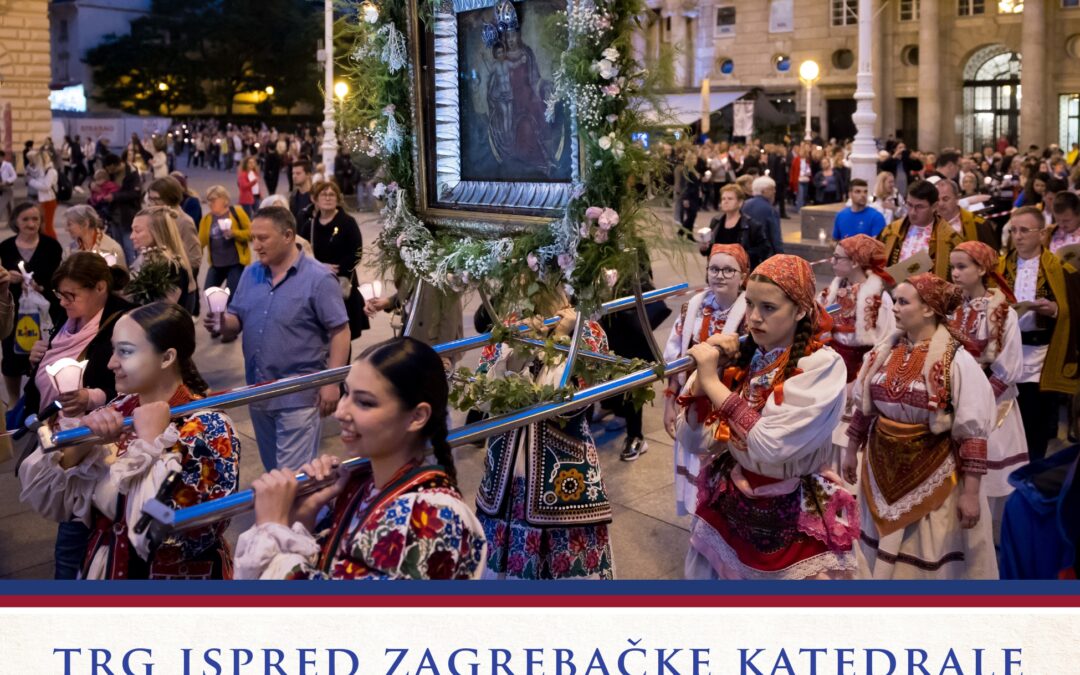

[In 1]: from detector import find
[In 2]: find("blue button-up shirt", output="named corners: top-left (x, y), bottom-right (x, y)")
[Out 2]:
top-left (228, 251), bottom-right (348, 411)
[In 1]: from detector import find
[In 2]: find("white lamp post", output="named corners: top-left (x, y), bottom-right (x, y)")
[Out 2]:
top-left (849, 0), bottom-right (879, 184)
top-left (798, 59), bottom-right (820, 142)
top-left (320, 0), bottom-right (338, 178)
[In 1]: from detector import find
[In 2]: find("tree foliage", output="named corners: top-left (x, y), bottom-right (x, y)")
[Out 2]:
top-left (85, 0), bottom-right (322, 115)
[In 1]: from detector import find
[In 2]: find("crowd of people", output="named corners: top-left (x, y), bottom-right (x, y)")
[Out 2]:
top-left (0, 126), bottom-right (1076, 583)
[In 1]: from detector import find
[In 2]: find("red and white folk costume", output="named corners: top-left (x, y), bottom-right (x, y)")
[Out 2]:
top-left (19, 386), bottom-right (241, 579)
top-left (664, 243), bottom-right (749, 515)
top-left (849, 274), bottom-right (998, 579)
top-left (683, 255), bottom-right (859, 580)
top-left (947, 241), bottom-right (1028, 499)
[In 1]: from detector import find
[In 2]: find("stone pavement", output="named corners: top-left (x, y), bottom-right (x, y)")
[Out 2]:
top-left (0, 165), bottom-right (825, 580)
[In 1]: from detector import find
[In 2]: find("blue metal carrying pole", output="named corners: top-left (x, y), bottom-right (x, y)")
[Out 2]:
top-left (42, 283), bottom-right (693, 451)
top-left (144, 301), bottom-right (842, 535)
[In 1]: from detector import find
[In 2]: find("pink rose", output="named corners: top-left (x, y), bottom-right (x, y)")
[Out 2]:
top-left (593, 228), bottom-right (609, 243)
top-left (395, 234), bottom-right (405, 247)
top-left (557, 253), bottom-right (574, 270)
top-left (602, 84), bottom-right (620, 97)
top-left (584, 206), bottom-right (603, 221)
top-left (578, 222), bottom-right (590, 238)
top-left (598, 208), bottom-right (619, 229)
top-left (526, 252), bottom-right (539, 271)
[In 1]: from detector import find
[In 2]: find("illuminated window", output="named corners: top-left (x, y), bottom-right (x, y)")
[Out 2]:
top-left (998, 0), bottom-right (1023, 12)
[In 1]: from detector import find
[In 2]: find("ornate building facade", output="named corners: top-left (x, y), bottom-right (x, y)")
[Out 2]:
top-left (637, 0), bottom-right (1080, 151)
top-left (0, 0), bottom-right (52, 167)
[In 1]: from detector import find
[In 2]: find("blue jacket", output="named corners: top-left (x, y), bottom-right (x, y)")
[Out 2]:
top-left (743, 196), bottom-right (784, 255)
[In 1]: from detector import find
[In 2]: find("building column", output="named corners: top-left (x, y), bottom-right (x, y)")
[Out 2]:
top-left (871, 0), bottom-right (886, 138)
top-left (665, 7), bottom-right (688, 88)
top-left (693, 9), bottom-right (713, 86)
top-left (632, 15), bottom-right (647, 68)
top-left (1020, 0), bottom-right (1047, 148)
top-left (917, 0), bottom-right (940, 151)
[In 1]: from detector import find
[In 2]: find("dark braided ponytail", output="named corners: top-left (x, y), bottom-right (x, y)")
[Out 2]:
top-left (125, 301), bottom-right (208, 396)
top-left (783, 315), bottom-right (813, 382)
top-left (358, 337), bottom-right (458, 484)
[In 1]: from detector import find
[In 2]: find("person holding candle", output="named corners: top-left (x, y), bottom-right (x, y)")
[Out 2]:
top-left (62, 205), bottom-right (128, 271)
top-left (20, 302), bottom-right (241, 579)
top-left (297, 181), bottom-right (367, 340)
top-left (235, 337), bottom-right (486, 580)
top-left (237, 156), bottom-right (262, 218)
top-left (198, 185), bottom-right (251, 308)
top-left (844, 273), bottom-right (997, 579)
top-left (682, 255), bottom-right (856, 580)
top-left (662, 243), bottom-right (749, 515)
top-left (1, 202), bottom-right (65, 406)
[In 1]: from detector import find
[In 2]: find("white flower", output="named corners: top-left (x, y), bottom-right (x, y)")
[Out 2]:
top-left (362, 2), bottom-right (379, 23)
top-left (597, 59), bottom-right (619, 80)
top-left (602, 47), bottom-right (619, 62)
top-left (612, 140), bottom-right (625, 160)
top-left (373, 183), bottom-right (387, 198)
top-left (597, 135), bottom-right (612, 150)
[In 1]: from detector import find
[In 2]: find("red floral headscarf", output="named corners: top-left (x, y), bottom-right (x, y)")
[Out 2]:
top-left (906, 272), bottom-right (964, 320)
top-left (839, 234), bottom-right (895, 286)
top-left (751, 254), bottom-right (832, 333)
top-left (953, 241), bottom-right (1016, 302)
top-left (709, 243), bottom-right (750, 274)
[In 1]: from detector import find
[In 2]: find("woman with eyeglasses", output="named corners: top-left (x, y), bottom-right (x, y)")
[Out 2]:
top-left (19, 252), bottom-right (136, 579)
top-left (662, 243), bottom-right (749, 516)
top-left (1, 202), bottom-right (64, 406)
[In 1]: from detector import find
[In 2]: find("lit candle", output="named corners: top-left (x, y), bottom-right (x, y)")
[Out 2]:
top-left (695, 227), bottom-right (712, 244)
top-left (358, 280), bottom-right (384, 302)
top-left (818, 228), bottom-right (827, 246)
top-left (204, 286), bottom-right (231, 333)
top-left (44, 358), bottom-right (88, 395)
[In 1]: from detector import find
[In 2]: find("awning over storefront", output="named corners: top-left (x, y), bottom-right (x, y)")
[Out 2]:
top-left (641, 90), bottom-right (749, 126)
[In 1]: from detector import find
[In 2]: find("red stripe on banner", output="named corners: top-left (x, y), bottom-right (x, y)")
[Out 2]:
top-left (0, 595), bottom-right (1078, 608)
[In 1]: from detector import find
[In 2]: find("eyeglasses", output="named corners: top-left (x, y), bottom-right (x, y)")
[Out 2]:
top-left (707, 266), bottom-right (740, 279)
top-left (52, 288), bottom-right (80, 303)
top-left (1012, 226), bottom-right (1044, 236)
top-left (830, 254), bottom-right (851, 262)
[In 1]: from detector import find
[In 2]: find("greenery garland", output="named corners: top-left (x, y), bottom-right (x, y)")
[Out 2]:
top-left (336, 0), bottom-right (676, 317)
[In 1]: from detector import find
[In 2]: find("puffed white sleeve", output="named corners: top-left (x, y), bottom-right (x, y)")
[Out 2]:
top-left (987, 308), bottom-right (1023, 399)
top-left (234, 522), bottom-right (322, 580)
top-left (871, 293), bottom-right (897, 344)
top-left (950, 348), bottom-right (995, 476)
top-left (18, 445), bottom-right (109, 525)
top-left (717, 349), bottom-right (847, 465)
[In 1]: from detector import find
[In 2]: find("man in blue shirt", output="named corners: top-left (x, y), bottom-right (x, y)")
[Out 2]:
top-left (208, 206), bottom-right (350, 470)
top-left (831, 178), bottom-right (886, 240)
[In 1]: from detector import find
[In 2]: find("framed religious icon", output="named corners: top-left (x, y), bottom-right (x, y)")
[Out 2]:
top-left (410, 0), bottom-right (579, 226)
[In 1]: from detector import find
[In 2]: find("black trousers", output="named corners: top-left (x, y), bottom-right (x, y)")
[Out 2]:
top-left (1016, 383), bottom-right (1061, 462)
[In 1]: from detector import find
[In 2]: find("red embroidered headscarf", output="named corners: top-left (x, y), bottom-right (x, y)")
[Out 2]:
top-left (906, 272), bottom-right (964, 321)
top-left (838, 234), bottom-right (895, 286)
top-left (751, 254), bottom-right (832, 333)
top-left (708, 243), bottom-right (750, 274)
top-left (953, 241), bottom-right (1016, 303)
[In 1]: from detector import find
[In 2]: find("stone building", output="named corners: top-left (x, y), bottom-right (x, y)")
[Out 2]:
top-left (0, 0), bottom-right (52, 168)
top-left (636, 0), bottom-right (1080, 152)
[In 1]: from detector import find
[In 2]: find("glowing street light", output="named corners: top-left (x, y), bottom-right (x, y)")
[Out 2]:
top-left (157, 82), bottom-right (169, 92)
top-left (798, 60), bottom-right (821, 142)
top-left (334, 81), bottom-right (349, 100)
top-left (265, 85), bottom-right (275, 96)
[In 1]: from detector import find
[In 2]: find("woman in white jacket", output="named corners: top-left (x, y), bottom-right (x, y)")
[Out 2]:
top-left (26, 150), bottom-right (59, 238)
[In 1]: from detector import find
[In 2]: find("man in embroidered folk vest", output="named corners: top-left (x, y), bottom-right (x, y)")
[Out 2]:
top-left (998, 206), bottom-right (1080, 461)
top-left (878, 179), bottom-right (964, 279)
top-left (935, 179), bottom-right (999, 250)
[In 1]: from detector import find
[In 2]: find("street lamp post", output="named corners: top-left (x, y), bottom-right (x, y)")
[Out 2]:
top-left (320, 0), bottom-right (338, 179)
top-left (798, 60), bottom-right (820, 143)
top-left (849, 0), bottom-right (879, 184)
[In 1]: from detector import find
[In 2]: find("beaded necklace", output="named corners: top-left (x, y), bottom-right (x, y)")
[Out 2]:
top-left (881, 338), bottom-right (929, 398)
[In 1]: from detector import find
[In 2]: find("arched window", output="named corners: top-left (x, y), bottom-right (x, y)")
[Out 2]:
top-left (962, 47), bottom-right (1021, 152)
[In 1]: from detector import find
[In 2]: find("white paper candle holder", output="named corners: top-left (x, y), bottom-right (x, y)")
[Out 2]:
top-left (358, 280), bottom-right (384, 303)
top-left (204, 286), bottom-right (231, 332)
top-left (44, 358), bottom-right (88, 395)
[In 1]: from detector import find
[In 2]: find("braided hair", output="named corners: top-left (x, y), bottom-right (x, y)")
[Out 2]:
top-left (733, 274), bottom-right (814, 385)
top-left (125, 301), bottom-right (209, 396)
top-left (358, 337), bottom-right (457, 483)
